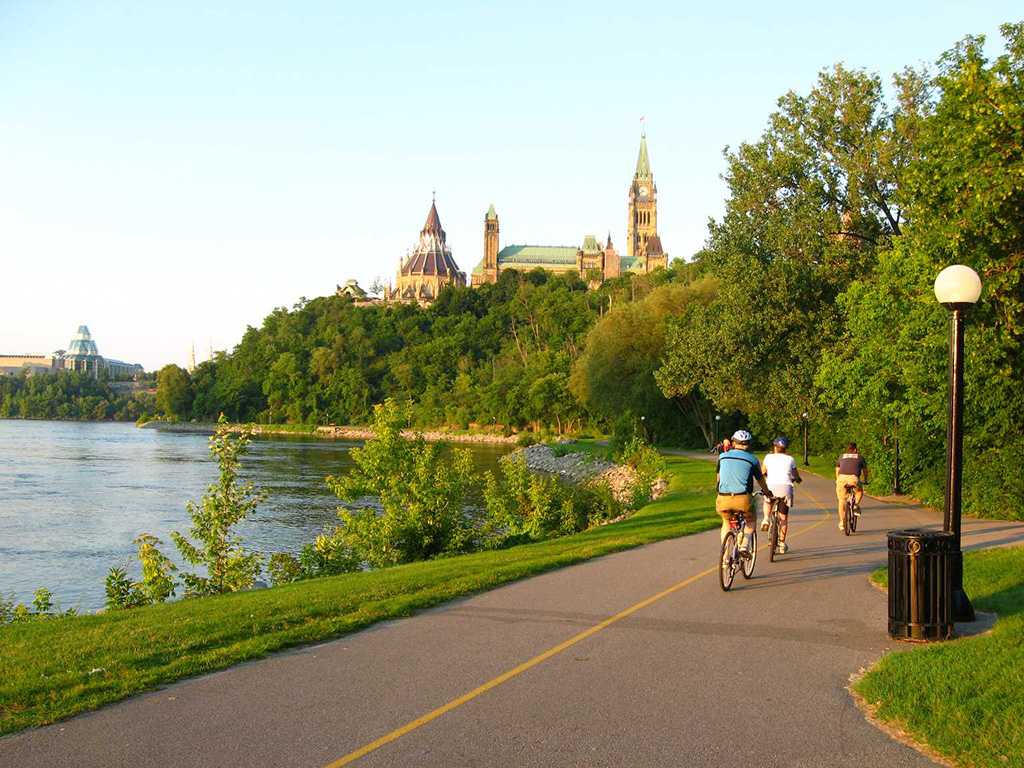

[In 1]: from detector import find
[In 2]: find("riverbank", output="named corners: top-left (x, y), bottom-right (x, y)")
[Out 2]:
top-left (0, 454), bottom-right (717, 736)
top-left (138, 420), bottom-right (518, 444)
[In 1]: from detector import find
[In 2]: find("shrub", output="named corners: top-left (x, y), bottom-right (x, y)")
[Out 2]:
top-left (549, 442), bottom-right (573, 458)
top-left (615, 437), bottom-right (668, 509)
top-left (269, 527), bottom-right (362, 586)
top-left (515, 432), bottom-right (536, 448)
top-left (103, 534), bottom-right (178, 610)
top-left (483, 455), bottom-right (594, 545)
top-left (327, 399), bottom-right (479, 568)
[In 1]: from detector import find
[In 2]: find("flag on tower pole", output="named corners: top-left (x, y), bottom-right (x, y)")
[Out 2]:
top-left (640, 115), bottom-right (645, 136)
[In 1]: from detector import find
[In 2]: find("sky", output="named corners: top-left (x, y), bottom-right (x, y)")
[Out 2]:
top-left (0, 1), bottom-right (1019, 371)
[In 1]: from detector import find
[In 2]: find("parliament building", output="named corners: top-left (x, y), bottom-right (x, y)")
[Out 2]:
top-left (387, 135), bottom-right (668, 304)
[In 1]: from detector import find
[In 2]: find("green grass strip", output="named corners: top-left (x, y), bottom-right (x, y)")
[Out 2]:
top-left (0, 456), bottom-right (717, 736)
top-left (856, 546), bottom-right (1024, 768)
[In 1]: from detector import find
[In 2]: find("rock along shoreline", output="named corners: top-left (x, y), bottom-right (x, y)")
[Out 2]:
top-left (513, 442), bottom-right (668, 508)
top-left (137, 421), bottom-right (518, 445)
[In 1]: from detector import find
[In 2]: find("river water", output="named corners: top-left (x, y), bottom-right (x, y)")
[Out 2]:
top-left (0, 421), bottom-right (511, 612)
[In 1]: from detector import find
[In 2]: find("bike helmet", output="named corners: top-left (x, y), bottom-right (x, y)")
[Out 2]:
top-left (731, 430), bottom-right (753, 444)
top-left (773, 436), bottom-right (789, 448)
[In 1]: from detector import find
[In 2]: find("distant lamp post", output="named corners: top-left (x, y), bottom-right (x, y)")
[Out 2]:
top-left (640, 415), bottom-right (647, 443)
top-left (714, 414), bottom-right (721, 449)
top-left (935, 264), bottom-right (982, 622)
top-left (892, 414), bottom-right (902, 495)
top-left (802, 412), bottom-right (809, 467)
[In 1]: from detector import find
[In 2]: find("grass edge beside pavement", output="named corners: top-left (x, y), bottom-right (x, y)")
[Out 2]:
top-left (0, 455), bottom-right (717, 737)
top-left (853, 546), bottom-right (1024, 768)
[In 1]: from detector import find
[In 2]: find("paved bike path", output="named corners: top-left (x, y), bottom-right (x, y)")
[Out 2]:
top-left (2, 467), bottom-right (1022, 767)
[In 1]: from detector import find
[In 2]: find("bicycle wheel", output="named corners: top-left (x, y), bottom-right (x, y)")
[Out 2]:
top-left (769, 514), bottom-right (779, 563)
top-left (719, 532), bottom-right (736, 592)
top-left (742, 526), bottom-right (757, 579)
top-left (844, 498), bottom-right (853, 537)
top-left (849, 503), bottom-right (858, 532)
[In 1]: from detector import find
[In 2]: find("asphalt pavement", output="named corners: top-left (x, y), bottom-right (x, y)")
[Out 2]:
top-left (2, 463), bottom-right (1022, 768)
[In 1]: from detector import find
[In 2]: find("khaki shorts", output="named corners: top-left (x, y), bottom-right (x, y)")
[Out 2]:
top-left (836, 474), bottom-right (861, 498)
top-left (717, 493), bottom-right (754, 523)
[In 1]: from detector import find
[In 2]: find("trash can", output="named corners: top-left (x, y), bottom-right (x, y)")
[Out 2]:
top-left (887, 529), bottom-right (955, 642)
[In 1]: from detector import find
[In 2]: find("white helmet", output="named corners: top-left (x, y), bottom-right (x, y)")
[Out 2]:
top-left (731, 430), bottom-right (753, 444)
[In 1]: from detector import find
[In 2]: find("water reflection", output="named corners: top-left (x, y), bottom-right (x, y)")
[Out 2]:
top-left (0, 421), bottom-right (510, 612)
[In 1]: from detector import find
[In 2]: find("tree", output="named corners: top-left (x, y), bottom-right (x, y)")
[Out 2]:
top-left (575, 279), bottom-right (716, 445)
top-left (156, 364), bottom-right (193, 420)
top-left (818, 25), bottom-right (1024, 519)
top-left (657, 63), bottom-right (925, 441)
top-left (171, 416), bottom-right (265, 596)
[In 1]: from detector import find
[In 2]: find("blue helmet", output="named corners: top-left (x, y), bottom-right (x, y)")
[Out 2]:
top-left (773, 436), bottom-right (789, 449)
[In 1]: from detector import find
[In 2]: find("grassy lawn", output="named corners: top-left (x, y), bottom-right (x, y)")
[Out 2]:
top-left (0, 455), bottom-right (717, 737)
top-left (856, 546), bottom-right (1024, 768)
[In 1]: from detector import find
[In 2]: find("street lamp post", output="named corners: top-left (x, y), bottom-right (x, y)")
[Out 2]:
top-left (640, 415), bottom-right (647, 443)
top-left (935, 264), bottom-right (982, 622)
top-left (802, 412), bottom-right (809, 467)
top-left (714, 414), bottom-right (721, 449)
top-left (892, 415), bottom-right (902, 495)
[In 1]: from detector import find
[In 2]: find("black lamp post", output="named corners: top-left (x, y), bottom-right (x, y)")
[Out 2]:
top-left (892, 414), bottom-right (902, 495)
top-left (640, 415), bottom-right (647, 443)
top-left (714, 414), bottom-right (721, 449)
top-left (935, 264), bottom-right (981, 622)
top-left (802, 412), bottom-right (809, 467)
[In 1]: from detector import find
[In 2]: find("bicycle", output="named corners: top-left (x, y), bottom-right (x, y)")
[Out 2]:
top-left (765, 494), bottom-right (789, 562)
top-left (841, 484), bottom-right (858, 535)
top-left (719, 510), bottom-right (757, 591)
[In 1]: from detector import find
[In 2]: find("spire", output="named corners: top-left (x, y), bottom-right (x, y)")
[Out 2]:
top-left (423, 199), bottom-right (443, 234)
top-left (635, 135), bottom-right (652, 181)
top-left (486, 203), bottom-right (497, 221)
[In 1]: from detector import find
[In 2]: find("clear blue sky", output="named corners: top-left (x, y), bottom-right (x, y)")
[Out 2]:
top-left (0, 1), bottom-right (1018, 371)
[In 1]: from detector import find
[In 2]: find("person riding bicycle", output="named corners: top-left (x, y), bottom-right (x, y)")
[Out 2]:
top-left (717, 430), bottom-right (772, 557)
top-left (835, 443), bottom-right (869, 531)
top-left (760, 437), bottom-right (802, 554)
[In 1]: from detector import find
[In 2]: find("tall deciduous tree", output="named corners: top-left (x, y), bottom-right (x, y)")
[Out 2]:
top-left (156, 364), bottom-right (193, 420)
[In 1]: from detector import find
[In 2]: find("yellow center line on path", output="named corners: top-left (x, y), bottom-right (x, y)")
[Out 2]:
top-left (325, 495), bottom-right (832, 767)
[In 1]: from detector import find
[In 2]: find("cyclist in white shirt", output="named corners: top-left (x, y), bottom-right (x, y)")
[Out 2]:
top-left (760, 437), bottom-right (802, 554)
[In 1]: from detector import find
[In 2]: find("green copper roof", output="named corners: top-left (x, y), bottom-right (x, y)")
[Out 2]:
top-left (620, 255), bottom-right (645, 272)
top-left (582, 235), bottom-right (601, 254)
top-left (635, 135), bottom-right (651, 180)
top-left (498, 245), bottom-right (578, 267)
top-left (472, 258), bottom-right (485, 275)
top-left (486, 204), bottom-right (497, 221)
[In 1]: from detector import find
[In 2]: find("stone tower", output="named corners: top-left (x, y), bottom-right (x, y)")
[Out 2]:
top-left (627, 134), bottom-right (667, 270)
top-left (482, 204), bottom-right (499, 284)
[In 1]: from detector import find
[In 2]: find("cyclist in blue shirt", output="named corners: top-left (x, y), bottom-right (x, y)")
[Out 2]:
top-left (717, 430), bottom-right (773, 556)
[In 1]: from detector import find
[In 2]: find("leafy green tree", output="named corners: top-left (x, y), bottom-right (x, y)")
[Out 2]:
top-left (818, 24), bottom-right (1024, 519)
top-left (575, 279), bottom-right (716, 445)
top-left (657, 63), bottom-right (925, 441)
top-left (171, 417), bottom-right (265, 595)
top-left (103, 533), bottom-right (179, 610)
top-left (156, 364), bottom-right (193, 420)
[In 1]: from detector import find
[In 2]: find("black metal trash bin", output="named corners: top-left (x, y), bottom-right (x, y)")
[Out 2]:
top-left (887, 529), bottom-right (955, 642)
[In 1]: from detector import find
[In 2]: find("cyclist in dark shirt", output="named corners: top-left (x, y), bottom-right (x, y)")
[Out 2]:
top-left (835, 443), bottom-right (869, 531)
